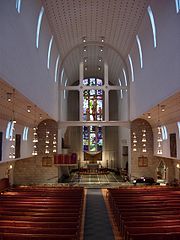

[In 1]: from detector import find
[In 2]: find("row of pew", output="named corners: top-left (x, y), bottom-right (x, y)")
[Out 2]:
top-left (0, 180), bottom-right (84, 239)
top-left (0, 178), bottom-right (9, 193)
top-left (107, 186), bottom-right (180, 240)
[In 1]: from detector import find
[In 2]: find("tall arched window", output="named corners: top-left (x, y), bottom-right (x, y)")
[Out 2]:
top-left (16, 0), bottom-right (22, 14)
top-left (83, 78), bottom-right (103, 152)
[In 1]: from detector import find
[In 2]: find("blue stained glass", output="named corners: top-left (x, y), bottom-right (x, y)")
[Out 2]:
top-left (83, 77), bottom-right (103, 151)
top-left (90, 90), bottom-right (96, 95)
top-left (97, 79), bottom-right (103, 86)
top-left (83, 99), bottom-right (88, 113)
top-left (84, 145), bottom-right (88, 151)
top-left (84, 126), bottom-right (88, 131)
top-left (83, 79), bottom-right (89, 85)
top-left (97, 139), bottom-right (103, 146)
top-left (90, 78), bottom-right (96, 86)
top-left (97, 131), bottom-right (102, 139)
top-left (97, 90), bottom-right (103, 95)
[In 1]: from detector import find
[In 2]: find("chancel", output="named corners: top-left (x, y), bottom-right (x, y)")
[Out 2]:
top-left (0, 1), bottom-right (180, 239)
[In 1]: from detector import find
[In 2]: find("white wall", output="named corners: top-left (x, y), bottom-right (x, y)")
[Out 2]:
top-left (153, 122), bottom-right (180, 160)
top-left (0, 0), bottom-right (59, 120)
top-left (0, 118), bottom-right (33, 162)
top-left (129, 0), bottom-right (180, 120)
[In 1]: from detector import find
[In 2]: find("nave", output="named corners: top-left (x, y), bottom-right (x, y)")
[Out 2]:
top-left (0, 178), bottom-right (180, 240)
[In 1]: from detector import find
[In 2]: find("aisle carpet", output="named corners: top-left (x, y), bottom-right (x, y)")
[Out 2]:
top-left (84, 189), bottom-right (115, 240)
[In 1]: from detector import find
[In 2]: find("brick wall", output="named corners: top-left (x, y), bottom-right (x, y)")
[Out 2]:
top-left (131, 118), bottom-right (176, 182)
top-left (0, 161), bottom-right (15, 185)
top-left (37, 119), bottom-right (58, 156)
top-left (13, 156), bottom-right (58, 185)
top-left (131, 118), bottom-right (155, 178)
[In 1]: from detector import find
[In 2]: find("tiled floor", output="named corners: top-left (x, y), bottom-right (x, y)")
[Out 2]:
top-left (84, 189), bottom-right (115, 240)
top-left (62, 172), bottom-right (127, 188)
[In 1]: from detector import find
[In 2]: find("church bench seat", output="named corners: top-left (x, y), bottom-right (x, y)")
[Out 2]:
top-left (122, 219), bottom-right (180, 235)
top-left (0, 203), bottom-right (82, 209)
top-left (0, 186), bottom-right (84, 240)
top-left (0, 201), bottom-right (82, 207)
top-left (125, 226), bottom-right (180, 240)
top-left (0, 220), bottom-right (80, 228)
top-left (0, 208), bottom-right (81, 215)
top-left (0, 232), bottom-right (77, 240)
top-left (0, 178), bottom-right (10, 193)
top-left (0, 207), bottom-right (82, 214)
top-left (128, 232), bottom-right (180, 240)
top-left (120, 215), bottom-right (180, 234)
top-left (0, 196), bottom-right (82, 202)
top-left (118, 211), bottom-right (180, 231)
top-left (0, 216), bottom-right (80, 225)
top-left (0, 226), bottom-right (79, 235)
top-left (108, 187), bottom-right (180, 240)
top-left (0, 210), bottom-right (80, 219)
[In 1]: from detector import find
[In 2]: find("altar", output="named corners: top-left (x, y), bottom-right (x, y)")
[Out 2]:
top-left (84, 151), bottom-right (102, 163)
top-left (87, 163), bottom-right (99, 170)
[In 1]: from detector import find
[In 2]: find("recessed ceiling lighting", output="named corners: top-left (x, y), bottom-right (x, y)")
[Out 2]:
top-left (98, 66), bottom-right (101, 71)
top-left (99, 57), bottom-right (102, 62)
top-left (83, 46), bottom-right (87, 52)
top-left (84, 67), bottom-right (87, 71)
top-left (84, 58), bottom-right (88, 63)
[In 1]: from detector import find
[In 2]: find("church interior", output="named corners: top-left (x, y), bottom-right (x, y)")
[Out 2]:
top-left (0, 0), bottom-right (180, 239)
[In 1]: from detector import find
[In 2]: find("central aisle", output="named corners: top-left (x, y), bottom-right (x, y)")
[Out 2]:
top-left (84, 189), bottom-right (115, 240)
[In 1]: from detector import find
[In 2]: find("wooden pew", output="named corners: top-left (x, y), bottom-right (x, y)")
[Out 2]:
top-left (108, 187), bottom-right (180, 240)
top-left (0, 178), bottom-right (9, 193)
top-left (0, 186), bottom-right (84, 240)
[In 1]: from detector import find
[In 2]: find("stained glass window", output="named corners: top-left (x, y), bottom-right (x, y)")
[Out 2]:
top-left (83, 78), bottom-right (103, 121)
top-left (83, 78), bottom-right (103, 152)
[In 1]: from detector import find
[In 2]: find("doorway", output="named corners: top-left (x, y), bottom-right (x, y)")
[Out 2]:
top-left (156, 160), bottom-right (168, 183)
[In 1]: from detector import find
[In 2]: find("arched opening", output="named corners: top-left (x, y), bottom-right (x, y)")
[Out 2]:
top-left (156, 160), bottom-right (168, 184)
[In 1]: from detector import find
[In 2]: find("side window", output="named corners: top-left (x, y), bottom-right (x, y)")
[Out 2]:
top-left (15, 134), bottom-right (21, 158)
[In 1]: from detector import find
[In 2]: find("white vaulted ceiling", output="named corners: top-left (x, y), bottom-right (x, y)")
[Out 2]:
top-left (42, 0), bottom-right (149, 85)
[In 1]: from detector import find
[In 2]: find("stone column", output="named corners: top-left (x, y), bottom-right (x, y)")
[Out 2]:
top-left (104, 62), bottom-right (109, 121)
top-left (79, 62), bottom-right (84, 121)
